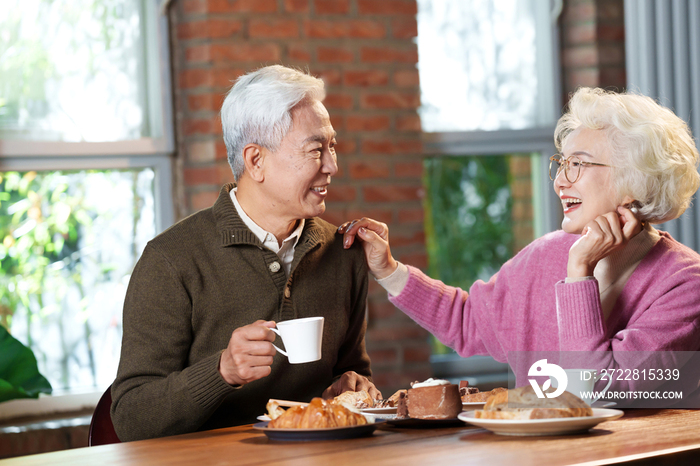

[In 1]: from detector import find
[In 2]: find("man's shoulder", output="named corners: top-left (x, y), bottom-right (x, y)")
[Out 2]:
top-left (147, 207), bottom-right (217, 252)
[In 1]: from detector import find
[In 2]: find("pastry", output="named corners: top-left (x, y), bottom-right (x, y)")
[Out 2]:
top-left (268, 397), bottom-right (368, 428)
top-left (332, 389), bottom-right (374, 409)
top-left (461, 386), bottom-right (507, 403)
top-left (474, 385), bottom-right (593, 420)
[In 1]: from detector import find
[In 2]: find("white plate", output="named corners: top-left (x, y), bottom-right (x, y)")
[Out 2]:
top-left (458, 408), bottom-right (624, 436)
top-left (362, 406), bottom-right (397, 415)
top-left (257, 415), bottom-right (271, 422)
top-left (253, 420), bottom-right (383, 441)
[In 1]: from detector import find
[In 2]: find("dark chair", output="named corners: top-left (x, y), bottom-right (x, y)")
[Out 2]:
top-left (88, 384), bottom-right (121, 446)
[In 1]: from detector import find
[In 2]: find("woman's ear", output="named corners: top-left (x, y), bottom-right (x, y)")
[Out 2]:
top-left (242, 144), bottom-right (265, 182)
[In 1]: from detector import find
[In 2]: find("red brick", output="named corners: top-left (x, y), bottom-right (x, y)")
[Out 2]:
top-left (186, 45), bottom-right (211, 63)
top-left (563, 45), bottom-right (597, 67)
top-left (360, 91), bottom-right (420, 109)
top-left (288, 43), bottom-right (312, 62)
top-left (392, 17), bottom-right (417, 39)
top-left (179, 69), bottom-right (212, 88)
top-left (358, 0), bottom-right (417, 15)
top-left (393, 69), bottom-right (420, 87)
top-left (206, 0), bottom-right (277, 14)
top-left (314, 0), bottom-right (350, 14)
top-left (284, 0), bottom-right (309, 13)
top-left (183, 0), bottom-right (207, 14)
top-left (348, 160), bottom-right (390, 179)
top-left (187, 141), bottom-right (217, 163)
top-left (249, 18), bottom-right (299, 38)
top-left (396, 114), bottom-right (422, 131)
top-left (313, 68), bottom-right (342, 85)
top-left (598, 24), bottom-right (625, 42)
top-left (599, 67), bottom-right (626, 89)
top-left (398, 251), bottom-right (428, 270)
top-left (317, 46), bottom-right (354, 63)
top-left (361, 46), bottom-right (417, 63)
top-left (598, 44), bottom-right (624, 65)
top-left (177, 19), bottom-right (243, 40)
top-left (183, 116), bottom-right (222, 135)
top-left (187, 93), bottom-right (221, 112)
top-left (367, 348), bottom-right (398, 365)
top-left (391, 230), bottom-right (424, 247)
top-left (216, 140), bottom-right (229, 160)
top-left (345, 208), bottom-right (392, 222)
top-left (597, 0), bottom-right (623, 20)
top-left (368, 324), bottom-right (429, 341)
top-left (398, 207), bottom-right (424, 224)
top-left (395, 161), bottom-right (423, 178)
top-left (343, 70), bottom-right (389, 87)
top-left (334, 138), bottom-right (357, 154)
top-left (305, 19), bottom-right (385, 39)
top-left (363, 185), bottom-right (421, 202)
top-left (361, 139), bottom-right (396, 154)
top-left (212, 68), bottom-right (246, 88)
top-left (564, 22), bottom-right (596, 45)
top-left (190, 190), bottom-right (220, 211)
top-left (396, 139), bottom-right (423, 153)
top-left (403, 344), bottom-right (432, 363)
top-left (326, 184), bottom-right (357, 202)
top-left (346, 115), bottom-right (391, 131)
top-left (566, 68), bottom-right (599, 89)
top-left (564, 0), bottom-right (596, 22)
top-left (210, 43), bottom-right (281, 62)
top-left (324, 92), bottom-right (354, 109)
top-left (184, 166), bottom-right (222, 185)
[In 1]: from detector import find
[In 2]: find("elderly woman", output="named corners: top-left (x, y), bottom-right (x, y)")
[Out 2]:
top-left (340, 88), bottom-right (700, 399)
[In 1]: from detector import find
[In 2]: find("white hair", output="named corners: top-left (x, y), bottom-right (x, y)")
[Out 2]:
top-left (221, 65), bottom-right (326, 181)
top-left (555, 87), bottom-right (700, 223)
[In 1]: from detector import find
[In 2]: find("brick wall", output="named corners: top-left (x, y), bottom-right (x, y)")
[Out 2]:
top-left (169, 0), bottom-right (432, 395)
top-left (560, 0), bottom-right (626, 101)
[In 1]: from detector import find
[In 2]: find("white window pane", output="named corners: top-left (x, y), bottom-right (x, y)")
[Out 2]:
top-left (1, 169), bottom-right (156, 390)
top-left (0, 0), bottom-right (150, 142)
top-left (417, 0), bottom-right (552, 132)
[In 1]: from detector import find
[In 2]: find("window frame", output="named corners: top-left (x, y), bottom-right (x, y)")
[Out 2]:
top-left (0, 0), bottom-right (174, 421)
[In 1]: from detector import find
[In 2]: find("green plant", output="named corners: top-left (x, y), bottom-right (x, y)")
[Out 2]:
top-left (0, 324), bottom-right (51, 402)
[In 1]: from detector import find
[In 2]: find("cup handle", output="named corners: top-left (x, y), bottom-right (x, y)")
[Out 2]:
top-left (591, 371), bottom-right (614, 403)
top-left (270, 328), bottom-right (288, 357)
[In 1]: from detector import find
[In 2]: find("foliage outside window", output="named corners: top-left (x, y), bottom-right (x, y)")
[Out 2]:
top-left (423, 155), bottom-right (534, 354)
top-left (0, 170), bottom-right (155, 391)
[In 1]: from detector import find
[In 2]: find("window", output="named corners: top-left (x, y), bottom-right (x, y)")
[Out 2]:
top-left (417, 0), bottom-right (563, 384)
top-left (0, 0), bottom-right (173, 414)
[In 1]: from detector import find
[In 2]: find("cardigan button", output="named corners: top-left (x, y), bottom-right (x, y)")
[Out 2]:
top-left (284, 287), bottom-right (291, 298)
top-left (269, 261), bottom-right (281, 273)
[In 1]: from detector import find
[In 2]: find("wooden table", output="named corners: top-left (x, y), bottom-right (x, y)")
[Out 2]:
top-left (3, 409), bottom-right (700, 465)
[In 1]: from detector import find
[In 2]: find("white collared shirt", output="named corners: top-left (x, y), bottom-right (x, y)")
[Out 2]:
top-left (230, 189), bottom-right (304, 276)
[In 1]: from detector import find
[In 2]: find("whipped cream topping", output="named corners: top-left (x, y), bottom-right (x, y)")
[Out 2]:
top-left (411, 378), bottom-right (450, 388)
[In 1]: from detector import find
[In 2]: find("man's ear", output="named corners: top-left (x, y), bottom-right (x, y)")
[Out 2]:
top-left (242, 144), bottom-right (265, 182)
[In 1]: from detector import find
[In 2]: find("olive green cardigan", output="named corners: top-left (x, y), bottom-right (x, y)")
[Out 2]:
top-left (112, 184), bottom-right (371, 441)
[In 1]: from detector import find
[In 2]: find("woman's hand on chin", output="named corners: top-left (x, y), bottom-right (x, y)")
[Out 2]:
top-left (338, 217), bottom-right (398, 279)
top-left (567, 205), bottom-right (643, 278)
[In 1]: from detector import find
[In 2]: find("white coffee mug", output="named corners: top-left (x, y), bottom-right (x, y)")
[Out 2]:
top-left (551, 369), bottom-right (614, 405)
top-left (271, 317), bottom-right (324, 364)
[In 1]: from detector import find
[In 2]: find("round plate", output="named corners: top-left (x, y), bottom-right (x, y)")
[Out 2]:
top-left (253, 421), bottom-right (381, 441)
top-left (362, 406), bottom-right (397, 415)
top-left (458, 408), bottom-right (624, 436)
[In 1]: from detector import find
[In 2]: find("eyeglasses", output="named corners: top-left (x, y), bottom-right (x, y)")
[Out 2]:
top-left (549, 154), bottom-right (614, 183)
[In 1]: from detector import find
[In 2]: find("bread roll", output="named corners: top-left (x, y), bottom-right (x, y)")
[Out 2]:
top-left (331, 390), bottom-right (374, 409)
top-left (474, 385), bottom-right (593, 420)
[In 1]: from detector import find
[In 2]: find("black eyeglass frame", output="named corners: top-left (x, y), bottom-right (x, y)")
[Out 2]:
top-left (549, 154), bottom-right (615, 183)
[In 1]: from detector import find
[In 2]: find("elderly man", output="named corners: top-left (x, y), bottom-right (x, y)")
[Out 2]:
top-left (111, 65), bottom-right (378, 441)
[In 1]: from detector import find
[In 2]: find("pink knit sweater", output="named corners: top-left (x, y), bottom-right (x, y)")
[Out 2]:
top-left (390, 230), bottom-right (700, 393)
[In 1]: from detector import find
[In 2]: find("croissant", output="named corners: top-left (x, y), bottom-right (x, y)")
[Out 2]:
top-left (268, 397), bottom-right (368, 429)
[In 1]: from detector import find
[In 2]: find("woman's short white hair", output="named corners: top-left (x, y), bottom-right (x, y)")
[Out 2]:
top-left (221, 65), bottom-right (325, 181)
top-left (555, 87), bottom-right (700, 223)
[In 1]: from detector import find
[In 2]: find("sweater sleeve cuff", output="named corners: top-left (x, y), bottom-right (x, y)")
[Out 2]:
top-left (555, 279), bottom-right (606, 340)
top-left (376, 262), bottom-right (409, 297)
top-left (186, 351), bottom-right (239, 411)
